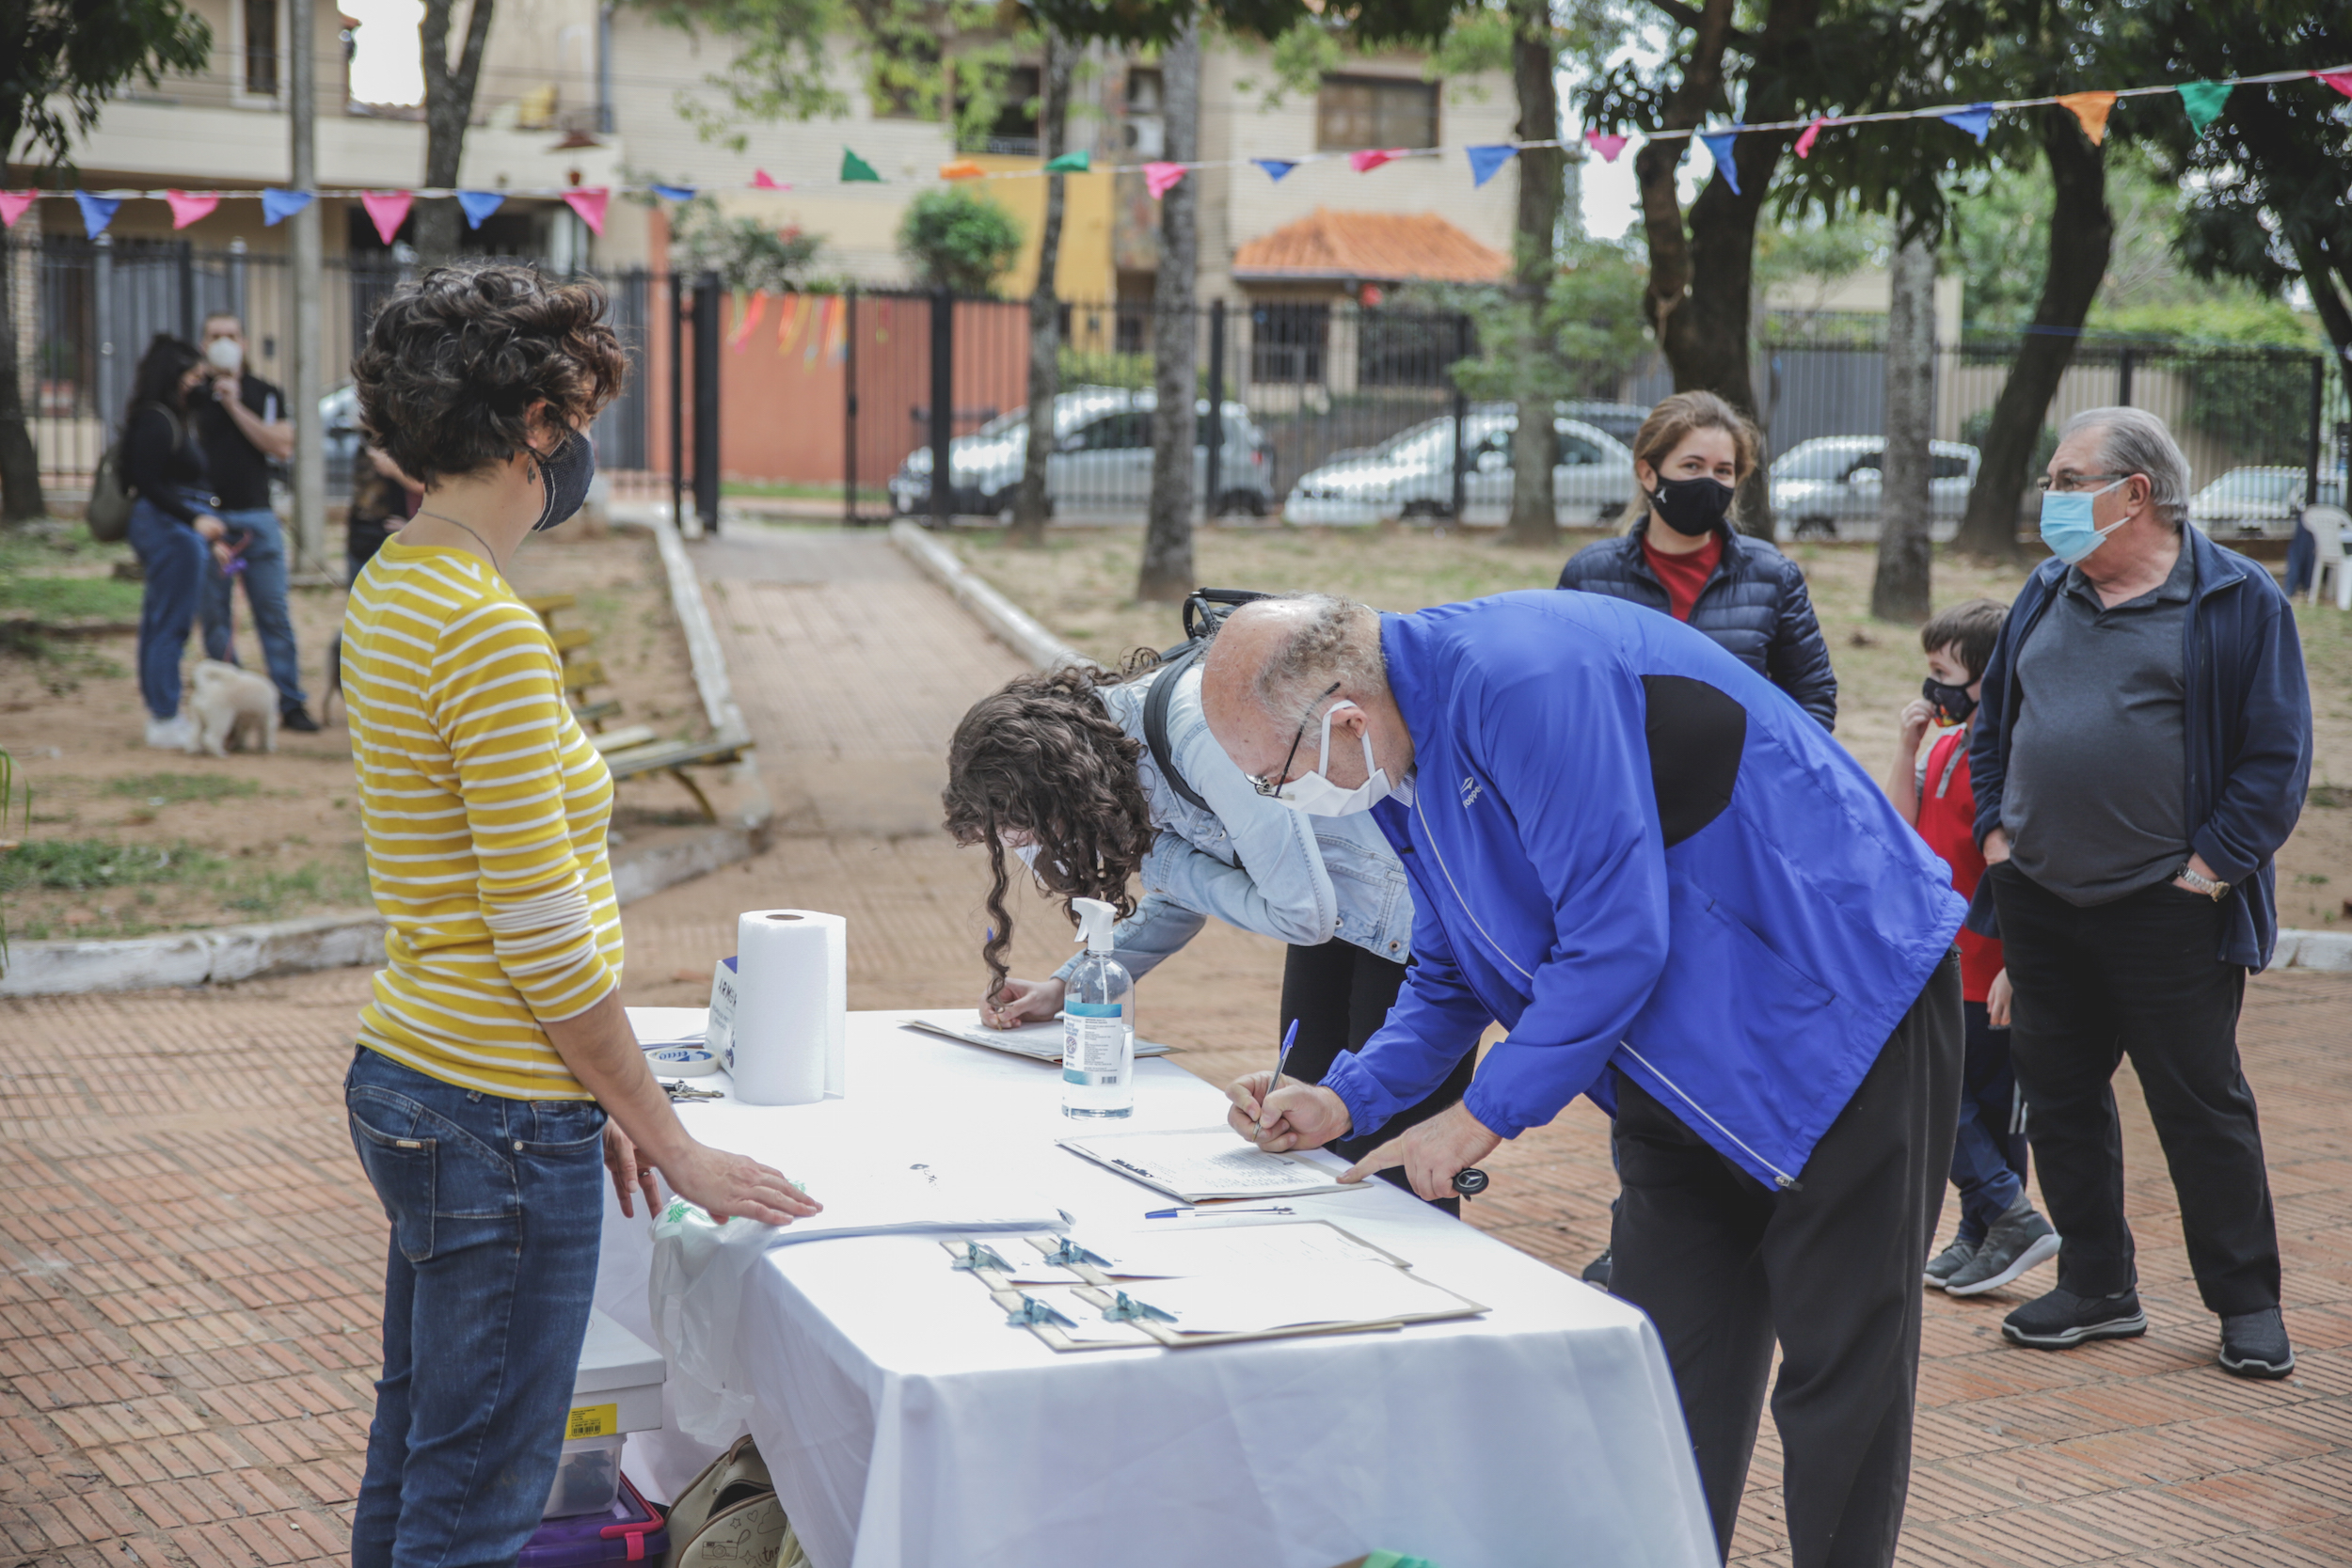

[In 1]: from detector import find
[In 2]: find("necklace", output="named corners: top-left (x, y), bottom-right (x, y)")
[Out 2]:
top-left (414, 509), bottom-right (505, 575)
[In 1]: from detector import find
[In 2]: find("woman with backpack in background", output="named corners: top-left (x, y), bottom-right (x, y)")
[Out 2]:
top-left (944, 635), bottom-right (1473, 1209)
top-left (120, 334), bottom-right (231, 750)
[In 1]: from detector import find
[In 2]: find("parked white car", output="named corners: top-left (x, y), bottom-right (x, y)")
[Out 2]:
top-left (2188, 466), bottom-right (2343, 536)
top-left (1284, 410), bottom-right (1636, 526)
top-left (888, 387), bottom-right (1275, 518)
top-left (1770, 436), bottom-right (1980, 540)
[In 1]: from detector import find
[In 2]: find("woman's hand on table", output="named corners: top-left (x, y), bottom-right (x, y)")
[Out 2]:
top-left (982, 975), bottom-right (1064, 1029)
top-left (1225, 1073), bottom-right (1351, 1153)
top-left (657, 1141), bottom-right (823, 1227)
top-left (604, 1121), bottom-right (663, 1216)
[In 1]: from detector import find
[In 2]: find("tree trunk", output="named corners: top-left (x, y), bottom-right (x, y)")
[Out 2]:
top-left (1136, 19), bottom-right (1200, 603)
top-left (1952, 104), bottom-right (2111, 559)
top-left (1631, 0), bottom-right (1818, 538)
top-left (1871, 232), bottom-right (1936, 622)
top-left (416, 0), bottom-right (496, 262)
top-left (0, 245), bottom-right (44, 526)
top-left (1502, 0), bottom-right (1562, 550)
top-left (1009, 31), bottom-right (1074, 547)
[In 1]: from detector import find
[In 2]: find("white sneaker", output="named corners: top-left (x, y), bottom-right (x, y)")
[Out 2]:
top-left (144, 715), bottom-right (195, 751)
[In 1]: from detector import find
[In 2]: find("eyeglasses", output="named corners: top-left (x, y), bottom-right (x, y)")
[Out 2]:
top-left (1248, 680), bottom-right (1343, 798)
top-left (2035, 472), bottom-right (2129, 495)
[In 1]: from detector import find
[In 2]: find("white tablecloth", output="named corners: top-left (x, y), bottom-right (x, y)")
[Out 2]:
top-left (595, 1011), bottom-right (1712, 1568)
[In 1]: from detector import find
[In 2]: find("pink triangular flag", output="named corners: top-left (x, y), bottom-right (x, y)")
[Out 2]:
top-left (752, 169), bottom-right (788, 190)
top-left (1350, 148), bottom-right (1402, 173)
top-left (165, 190), bottom-right (220, 229)
top-left (1584, 130), bottom-right (1629, 163)
top-left (563, 186), bottom-right (610, 235)
top-left (0, 191), bottom-right (34, 229)
top-left (361, 190), bottom-right (413, 245)
top-left (1793, 119), bottom-right (1825, 159)
top-left (2321, 70), bottom-right (2352, 98)
top-left (1143, 162), bottom-right (1185, 199)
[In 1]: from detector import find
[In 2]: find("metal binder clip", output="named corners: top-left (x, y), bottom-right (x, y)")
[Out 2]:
top-left (1101, 1291), bottom-right (1177, 1324)
top-left (952, 1242), bottom-right (1013, 1274)
top-left (1040, 1238), bottom-right (1110, 1269)
top-left (661, 1081), bottom-right (725, 1102)
top-left (1005, 1293), bottom-right (1075, 1329)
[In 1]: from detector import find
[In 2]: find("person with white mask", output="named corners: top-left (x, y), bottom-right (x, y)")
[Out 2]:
top-left (1200, 591), bottom-right (1967, 1568)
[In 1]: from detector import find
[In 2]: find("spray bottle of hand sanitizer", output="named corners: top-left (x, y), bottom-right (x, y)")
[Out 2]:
top-left (1063, 897), bottom-right (1135, 1118)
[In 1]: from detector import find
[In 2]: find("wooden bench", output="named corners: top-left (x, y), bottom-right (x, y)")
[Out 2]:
top-left (531, 592), bottom-right (750, 822)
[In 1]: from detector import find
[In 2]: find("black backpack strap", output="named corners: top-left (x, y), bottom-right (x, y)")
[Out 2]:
top-left (1142, 642), bottom-right (1214, 814)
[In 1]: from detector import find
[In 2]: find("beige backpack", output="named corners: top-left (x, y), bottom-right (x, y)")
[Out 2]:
top-left (660, 1435), bottom-right (808, 1568)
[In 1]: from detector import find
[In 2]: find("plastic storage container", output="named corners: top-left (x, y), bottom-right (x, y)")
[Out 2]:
top-left (543, 1432), bottom-right (627, 1519)
top-left (521, 1473), bottom-right (668, 1566)
top-left (566, 1310), bottom-right (667, 1443)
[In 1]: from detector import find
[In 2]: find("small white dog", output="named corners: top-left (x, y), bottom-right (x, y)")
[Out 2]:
top-left (188, 658), bottom-right (278, 756)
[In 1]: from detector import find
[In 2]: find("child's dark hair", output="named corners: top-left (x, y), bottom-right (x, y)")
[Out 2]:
top-left (1919, 598), bottom-right (2007, 683)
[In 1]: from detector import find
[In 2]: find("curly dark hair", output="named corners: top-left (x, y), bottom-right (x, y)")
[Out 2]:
top-left (351, 261), bottom-right (628, 490)
top-left (942, 657), bottom-right (1163, 990)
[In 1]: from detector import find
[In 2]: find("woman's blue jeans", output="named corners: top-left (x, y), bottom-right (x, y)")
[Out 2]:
top-left (125, 497), bottom-right (209, 720)
top-left (345, 1047), bottom-right (606, 1568)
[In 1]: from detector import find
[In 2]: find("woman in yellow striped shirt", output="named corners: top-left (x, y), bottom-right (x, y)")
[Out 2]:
top-left (340, 261), bottom-right (818, 1568)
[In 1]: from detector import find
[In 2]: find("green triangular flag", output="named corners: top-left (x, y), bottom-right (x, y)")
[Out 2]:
top-left (2178, 80), bottom-right (2232, 135)
top-left (841, 148), bottom-right (882, 182)
top-left (1043, 150), bottom-right (1090, 173)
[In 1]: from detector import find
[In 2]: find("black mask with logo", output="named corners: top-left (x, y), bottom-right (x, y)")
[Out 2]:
top-left (1646, 474), bottom-right (1736, 538)
top-left (1922, 676), bottom-right (1977, 725)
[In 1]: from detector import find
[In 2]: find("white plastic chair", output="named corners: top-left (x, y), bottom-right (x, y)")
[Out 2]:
top-left (2306, 505), bottom-right (2352, 610)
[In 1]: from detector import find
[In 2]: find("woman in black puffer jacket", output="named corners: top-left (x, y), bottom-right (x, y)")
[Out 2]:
top-left (1558, 390), bottom-right (1836, 730)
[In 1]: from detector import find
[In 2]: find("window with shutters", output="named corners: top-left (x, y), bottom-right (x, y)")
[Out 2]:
top-left (1315, 76), bottom-right (1438, 150)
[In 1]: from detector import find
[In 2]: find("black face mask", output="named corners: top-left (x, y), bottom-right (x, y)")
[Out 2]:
top-left (532, 433), bottom-right (597, 531)
top-left (1646, 474), bottom-right (1736, 538)
top-left (1923, 676), bottom-right (1977, 725)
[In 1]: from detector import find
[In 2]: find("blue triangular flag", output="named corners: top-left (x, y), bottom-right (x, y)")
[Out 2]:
top-left (1253, 159), bottom-right (1297, 182)
top-left (73, 192), bottom-right (121, 239)
top-left (1938, 103), bottom-right (1994, 144)
top-left (1466, 145), bottom-right (1518, 187)
top-left (652, 183), bottom-right (697, 202)
top-left (1699, 130), bottom-right (1741, 195)
top-left (261, 188), bottom-right (314, 226)
top-left (456, 189), bottom-right (505, 229)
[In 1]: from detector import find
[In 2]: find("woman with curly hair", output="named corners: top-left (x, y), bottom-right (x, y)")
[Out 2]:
top-left (339, 261), bottom-right (819, 1567)
top-left (944, 652), bottom-right (1473, 1205)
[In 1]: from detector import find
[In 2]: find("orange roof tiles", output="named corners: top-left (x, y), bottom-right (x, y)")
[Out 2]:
top-left (1232, 208), bottom-right (1512, 285)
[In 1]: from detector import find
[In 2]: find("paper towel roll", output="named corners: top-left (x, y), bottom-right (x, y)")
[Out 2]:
top-left (730, 910), bottom-right (848, 1105)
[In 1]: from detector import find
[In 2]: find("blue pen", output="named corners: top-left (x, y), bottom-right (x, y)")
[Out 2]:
top-left (1250, 1018), bottom-right (1302, 1141)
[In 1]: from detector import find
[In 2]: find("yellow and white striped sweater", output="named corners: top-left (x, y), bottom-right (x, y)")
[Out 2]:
top-left (342, 539), bottom-right (621, 1099)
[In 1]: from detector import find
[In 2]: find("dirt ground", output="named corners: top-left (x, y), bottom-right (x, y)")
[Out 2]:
top-left (946, 523), bottom-right (2352, 932)
top-left (0, 521), bottom-right (726, 942)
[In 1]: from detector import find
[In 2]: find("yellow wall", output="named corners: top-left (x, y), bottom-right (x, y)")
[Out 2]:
top-left (964, 155), bottom-right (1116, 303)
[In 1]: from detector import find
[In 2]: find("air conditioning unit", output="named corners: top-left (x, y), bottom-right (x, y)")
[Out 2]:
top-left (1124, 117), bottom-right (1165, 157)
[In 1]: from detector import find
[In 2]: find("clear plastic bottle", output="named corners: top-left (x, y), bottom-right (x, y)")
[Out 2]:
top-left (1062, 897), bottom-right (1136, 1118)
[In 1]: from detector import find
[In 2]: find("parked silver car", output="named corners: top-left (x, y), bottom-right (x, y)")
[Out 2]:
top-left (888, 387), bottom-right (1276, 518)
top-left (1284, 409), bottom-right (1636, 526)
top-left (1770, 436), bottom-right (1980, 540)
top-left (2188, 466), bottom-right (2344, 536)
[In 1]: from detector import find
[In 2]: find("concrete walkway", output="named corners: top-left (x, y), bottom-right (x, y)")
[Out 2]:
top-left (3, 525), bottom-right (2347, 1567)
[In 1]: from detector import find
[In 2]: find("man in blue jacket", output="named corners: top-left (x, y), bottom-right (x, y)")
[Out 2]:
top-left (1203, 592), bottom-right (1966, 1568)
top-left (1970, 406), bottom-right (2311, 1379)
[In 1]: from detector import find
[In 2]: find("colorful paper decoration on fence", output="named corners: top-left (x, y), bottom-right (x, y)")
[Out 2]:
top-left (821, 294), bottom-right (848, 362)
top-left (165, 191), bottom-right (219, 229)
top-left (2178, 80), bottom-right (2233, 135)
top-left (1466, 145), bottom-right (1517, 187)
top-left (360, 190), bottom-right (412, 244)
top-left (729, 290), bottom-right (768, 349)
top-left (841, 149), bottom-right (882, 182)
top-left (73, 192), bottom-right (119, 238)
top-left (776, 293), bottom-right (811, 355)
top-left (1143, 162), bottom-right (1185, 198)
top-left (0, 191), bottom-right (33, 229)
top-left (457, 189), bottom-right (506, 228)
top-left (563, 187), bottom-right (610, 234)
top-left (261, 188), bottom-right (312, 225)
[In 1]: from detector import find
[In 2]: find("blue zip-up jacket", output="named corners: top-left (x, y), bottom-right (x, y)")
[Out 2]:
top-left (1318, 593), bottom-right (1964, 1190)
top-left (1967, 528), bottom-right (2311, 970)
top-left (1557, 522), bottom-right (1838, 730)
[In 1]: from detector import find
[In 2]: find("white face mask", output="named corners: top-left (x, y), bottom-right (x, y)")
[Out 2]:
top-left (1275, 701), bottom-right (1395, 817)
top-left (206, 337), bottom-right (243, 374)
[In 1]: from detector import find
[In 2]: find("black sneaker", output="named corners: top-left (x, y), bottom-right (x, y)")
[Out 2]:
top-left (1581, 1248), bottom-right (1613, 1291)
top-left (1924, 1237), bottom-right (1978, 1290)
top-left (2218, 1307), bottom-right (2295, 1380)
top-left (1946, 1195), bottom-right (2060, 1296)
top-left (280, 706), bottom-right (322, 733)
top-left (2002, 1287), bottom-right (2147, 1350)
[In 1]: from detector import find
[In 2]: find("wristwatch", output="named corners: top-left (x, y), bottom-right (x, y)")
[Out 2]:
top-left (2175, 862), bottom-right (2229, 900)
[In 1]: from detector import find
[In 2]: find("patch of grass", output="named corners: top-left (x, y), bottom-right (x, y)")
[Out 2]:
top-left (215, 851), bottom-right (372, 919)
top-left (0, 573), bottom-right (144, 623)
top-left (0, 838), bottom-right (215, 892)
top-left (103, 773), bottom-right (264, 806)
top-left (721, 480), bottom-right (844, 500)
top-left (2309, 784), bottom-right (2347, 809)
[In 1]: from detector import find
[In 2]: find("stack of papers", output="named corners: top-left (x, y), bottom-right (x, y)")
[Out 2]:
top-left (898, 1011), bottom-right (1174, 1064)
top-left (998, 1222), bottom-right (1396, 1285)
top-left (1058, 1127), bottom-right (1364, 1203)
top-left (1116, 1259), bottom-right (1462, 1335)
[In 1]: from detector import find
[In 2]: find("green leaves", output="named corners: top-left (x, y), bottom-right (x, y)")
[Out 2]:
top-left (3, 0), bottom-right (213, 166)
top-left (898, 187), bottom-right (1025, 294)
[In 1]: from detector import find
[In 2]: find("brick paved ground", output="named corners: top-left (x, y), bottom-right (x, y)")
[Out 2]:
top-left (3, 527), bottom-right (2344, 1567)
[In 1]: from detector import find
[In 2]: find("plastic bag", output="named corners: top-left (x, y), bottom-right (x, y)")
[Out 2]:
top-left (648, 1196), bottom-right (777, 1445)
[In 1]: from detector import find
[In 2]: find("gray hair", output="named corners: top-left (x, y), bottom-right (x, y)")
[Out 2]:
top-left (2063, 405), bottom-right (2192, 530)
top-left (1239, 594), bottom-right (1387, 721)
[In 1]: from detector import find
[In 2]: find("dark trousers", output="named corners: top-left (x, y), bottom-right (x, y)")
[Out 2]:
top-left (1988, 863), bottom-right (2280, 1315)
top-left (1279, 940), bottom-right (1474, 1213)
top-left (126, 497), bottom-right (208, 720)
top-left (1949, 1000), bottom-right (2028, 1240)
top-left (1613, 954), bottom-right (1961, 1568)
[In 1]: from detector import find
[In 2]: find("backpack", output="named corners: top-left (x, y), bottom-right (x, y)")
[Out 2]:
top-left (1140, 588), bottom-right (1270, 812)
top-left (86, 404), bottom-right (182, 544)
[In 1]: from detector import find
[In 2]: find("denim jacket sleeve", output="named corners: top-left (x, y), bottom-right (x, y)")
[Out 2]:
top-left (1055, 883), bottom-right (1207, 984)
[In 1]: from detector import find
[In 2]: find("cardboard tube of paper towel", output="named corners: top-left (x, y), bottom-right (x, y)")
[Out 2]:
top-left (730, 910), bottom-right (847, 1105)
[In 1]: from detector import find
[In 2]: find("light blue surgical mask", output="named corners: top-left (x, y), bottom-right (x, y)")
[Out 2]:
top-left (2038, 477), bottom-right (2129, 563)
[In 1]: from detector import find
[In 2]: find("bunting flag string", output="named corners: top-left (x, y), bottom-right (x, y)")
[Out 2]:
top-left (3, 59), bottom-right (2344, 230)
